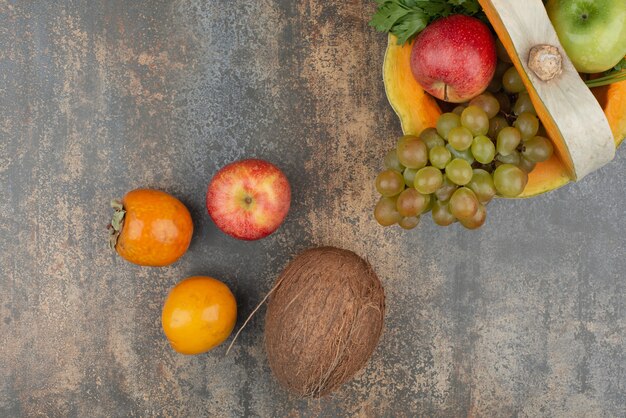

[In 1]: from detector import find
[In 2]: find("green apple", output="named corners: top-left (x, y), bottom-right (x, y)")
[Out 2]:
top-left (546, 0), bottom-right (626, 73)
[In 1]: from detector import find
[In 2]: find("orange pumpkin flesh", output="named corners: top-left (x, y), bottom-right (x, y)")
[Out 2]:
top-left (383, 34), bottom-right (626, 198)
top-left (383, 40), bottom-right (440, 139)
top-left (595, 82), bottom-right (626, 148)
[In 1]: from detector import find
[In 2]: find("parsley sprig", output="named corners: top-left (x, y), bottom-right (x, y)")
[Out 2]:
top-left (370, 0), bottom-right (487, 45)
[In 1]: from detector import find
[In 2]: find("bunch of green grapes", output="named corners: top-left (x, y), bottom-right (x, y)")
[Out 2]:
top-left (374, 63), bottom-right (554, 230)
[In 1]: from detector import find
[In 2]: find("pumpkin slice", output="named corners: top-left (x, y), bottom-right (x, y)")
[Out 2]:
top-left (383, 41), bottom-right (440, 136)
top-left (594, 81), bottom-right (626, 148)
top-left (383, 40), bottom-right (626, 197)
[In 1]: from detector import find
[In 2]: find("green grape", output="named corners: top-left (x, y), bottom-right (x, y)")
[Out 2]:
top-left (374, 197), bottom-right (402, 226)
top-left (459, 203), bottom-right (487, 230)
top-left (396, 188), bottom-right (429, 217)
top-left (399, 216), bottom-right (420, 230)
top-left (445, 158), bottom-right (473, 186)
top-left (436, 113), bottom-right (461, 139)
top-left (502, 66), bottom-right (525, 93)
top-left (471, 135), bottom-right (496, 164)
top-left (449, 187), bottom-right (479, 220)
top-left (446, 144), bottom-right (475, 164)
top-left (461, 106), bottom-right (489, 136)
top-left (447, 126), bottom-right (474, 151)
top-left (494, 91), bottom-right (511, 114)
top-left (432, 199), bottom-right (456, 226)
top-left (496, 39), bottom-right (512, 63)
top-left (470, 94), bottom-right (500, 119)
top-left (513, 92), bottom-right (537, 116)
top-left (537, 125), bottom-right (548, 137)
top-left (397, 136), bottom-right (428, 169)
top-left (513, 112), bottom-right (539, 139)
top-left (497, 150), bottom-right (521, 165)
top-left (493, 164), bottom-right (528, 197)
top-left (414, 166), bottom-right (444, 195)
top-left (518, 156), bottom-right (536, 173)
top-left (452, 105), bottom-right (467, 116)
top-left (435, 176), bottom-right (458, 202)
top-left (403, 167), bottom-right (418, 187)
top-left (422, 193), bottom-right (434, 214)
top-left (397, 134), bottom-right (419, 144)
top-left (522, 136), bottom-right (554, 163)
top-left (497, 126), bottom-right (522, 156)
top-left (487, 76), bottom-right (503, 93)
top-left (429, 145), bottom-right (452, 169)
top-left (489, 62), bottom-right (510, 93)
top-left (375, 170), bottom-right (405, 197)
top-left (419, 128), bottom-right (445, 150)
top-left (495, 60), bottom-right (511, 77)
top-left (468, 169), bottom-right (497, 203)
top-left (384, 148), bottom-right (405, 172)
top-left (488, 115), bottom-right (510, 139)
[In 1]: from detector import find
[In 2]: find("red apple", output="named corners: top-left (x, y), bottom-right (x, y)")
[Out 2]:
top-left (410, 15), bottom-right (497, 103)
top-left (206, 159), bottom-right (291, 240)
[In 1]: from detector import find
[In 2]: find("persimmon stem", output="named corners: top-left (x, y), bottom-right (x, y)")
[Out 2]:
top-left (109, 199), bottom-right (125, 249)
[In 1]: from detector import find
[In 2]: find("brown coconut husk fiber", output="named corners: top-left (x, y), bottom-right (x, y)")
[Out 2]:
top-left (264, 247), bottom-right (385, 397)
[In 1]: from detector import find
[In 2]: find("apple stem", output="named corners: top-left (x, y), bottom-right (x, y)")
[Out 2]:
top-left (444, 84), bottom-right (449, 102)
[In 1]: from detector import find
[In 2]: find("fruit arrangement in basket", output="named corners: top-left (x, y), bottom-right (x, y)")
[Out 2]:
top-left (371, 0), bottom-right (626, 230)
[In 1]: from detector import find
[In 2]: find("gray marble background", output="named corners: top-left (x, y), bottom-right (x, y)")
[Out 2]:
top-left (1, 1), bottom-right (624, 416)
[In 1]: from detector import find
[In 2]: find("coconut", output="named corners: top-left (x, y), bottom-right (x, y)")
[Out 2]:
top-left (264, 246), bottom-right (385, 397)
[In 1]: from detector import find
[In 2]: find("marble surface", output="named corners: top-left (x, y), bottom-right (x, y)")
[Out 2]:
top-left (1, 1), bottom-right (625, 416)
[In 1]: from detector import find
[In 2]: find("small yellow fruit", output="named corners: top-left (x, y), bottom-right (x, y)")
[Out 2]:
top-left (162, 276), bottom-right (237, 355)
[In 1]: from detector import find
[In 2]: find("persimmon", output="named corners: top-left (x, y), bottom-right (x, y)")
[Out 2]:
top-left (161, 276), bottom-right (237, 355)
top-left (109, 189), bottom-right (193, 267)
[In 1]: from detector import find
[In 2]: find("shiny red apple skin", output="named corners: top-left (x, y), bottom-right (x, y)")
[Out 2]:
top-left (206, 159), bottom-right (291, 240)
top-left (410, 15), bottom-right (497, 103)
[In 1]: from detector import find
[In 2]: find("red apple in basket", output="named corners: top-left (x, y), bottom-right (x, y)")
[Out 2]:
top-left (410, 15), bottom-right (497, 103)
top-left (207, 159), bottom-right (291, 240)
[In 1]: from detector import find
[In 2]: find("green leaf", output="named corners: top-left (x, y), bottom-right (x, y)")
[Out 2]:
top-left (392, 10), bottom-right (428, 44)
top-left (418, 1), bottom-right (450, 17)
top-left (369, 2), bottom-right (411, 33)
top-left (369, 0), bottom-right (489, 45)
top-left (452, 0), bottom-right (481, 14)
top-left (460, 1), bottom-right (481, 14)
top-left (596, 57), bottom-right (626, 80)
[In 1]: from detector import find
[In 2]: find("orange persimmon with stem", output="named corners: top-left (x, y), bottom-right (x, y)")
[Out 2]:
top-left (109, 189), bottom-right (193, 267)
